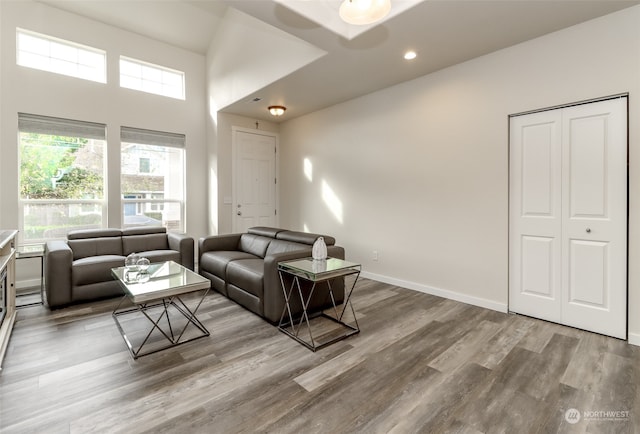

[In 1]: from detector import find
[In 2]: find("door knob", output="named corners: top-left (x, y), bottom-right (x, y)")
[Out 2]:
top-left (237, 211), bottom-right (242, 216)
top-left (586, 228), bottom-right (591, 233)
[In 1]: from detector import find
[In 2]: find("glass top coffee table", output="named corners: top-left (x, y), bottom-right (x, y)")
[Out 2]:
top-left (278, 257), bottom-right (361, 351)
top-left (111, 260), bottom-right (211, 359)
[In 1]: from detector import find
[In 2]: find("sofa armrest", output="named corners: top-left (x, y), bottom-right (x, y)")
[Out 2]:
top-left (44, 240), bottom-right (73, 308)
top-left (263, 248), bottom-right (312, 284)
top-left (198, 234), bottom-right (242, 257)
top-left (168, 232), bottom-right (195, 271)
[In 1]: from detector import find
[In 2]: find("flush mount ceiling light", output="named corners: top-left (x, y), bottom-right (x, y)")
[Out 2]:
top-left (404, 50), bottom-right (417, 60)
top-left (339, 0), bottom-right (391, 25)
top-left (268, 105), bottom-right (286, 116)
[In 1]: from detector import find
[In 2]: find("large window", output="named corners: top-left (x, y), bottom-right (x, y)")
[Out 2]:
top-left (19, 114), bottom-right (106, 242)
top-left (119, 56), bottom-right (185, 100)
top-left (121, 127), bottom-right (185, 232)
top-left (16, 28), bottom-right (106, 83)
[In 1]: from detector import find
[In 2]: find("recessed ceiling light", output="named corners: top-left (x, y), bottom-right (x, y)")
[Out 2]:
top-left (404, 50), bottom-right (417, 60)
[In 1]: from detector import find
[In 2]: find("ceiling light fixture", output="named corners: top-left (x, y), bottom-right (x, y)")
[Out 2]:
top-left (339, 0), bottom-right (391, 26)
top-left (268, 105), bottom-right (286, 116)
top-left (404, 50), bottom-right (417, 60)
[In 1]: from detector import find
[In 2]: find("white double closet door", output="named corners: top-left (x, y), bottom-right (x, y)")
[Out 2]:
top-left (509, 97), bottom-right (627, 339)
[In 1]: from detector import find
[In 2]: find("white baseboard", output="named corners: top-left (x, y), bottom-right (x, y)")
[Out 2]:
top-left (359, 271), bottom-right (508, 314)
top-left (628, 332), bottom-right (640, 347)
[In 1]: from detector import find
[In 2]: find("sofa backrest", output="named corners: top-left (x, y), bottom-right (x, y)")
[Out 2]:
top-left (67, 228), bottom-right (123, 260)
top-left (266, 239), bottom-right (312, 256)
top-left (242, 227), bottom-right (336, 258)
top-left (239, 234), bottom-right (271, 258)
top-left (122, 227), bottom-right (169, 255)
top-left (276, 230), bottom-right (335, 246)
top-left (247, 227), bottom-right (285, 238)
top-left (248, 227), bottom-right (336, 246)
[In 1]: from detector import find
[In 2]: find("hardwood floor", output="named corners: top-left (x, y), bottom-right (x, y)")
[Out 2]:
top-left (1, 278), bottom-right (639, 433)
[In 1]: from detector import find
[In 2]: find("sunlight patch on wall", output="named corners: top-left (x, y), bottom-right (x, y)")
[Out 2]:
top-left (304, 157), bottom-right (313, 181)
top-left (322, 179), bottom-right (343, 224)
top-left (209, 166), bottom-right (219, 235)
top-left (207, 95), bottom-right (219, 234)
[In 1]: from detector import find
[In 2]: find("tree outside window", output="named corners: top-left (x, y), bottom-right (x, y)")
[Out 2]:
top-left (19, 128), bottom-right (105, 242)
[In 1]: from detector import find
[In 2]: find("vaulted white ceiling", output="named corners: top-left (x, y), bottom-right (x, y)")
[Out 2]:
top-left (40, 0), bottom-right (640, 122)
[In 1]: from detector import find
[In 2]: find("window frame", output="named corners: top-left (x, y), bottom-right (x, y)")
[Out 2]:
top-left (120, 126), bottom-right (186, 232)
top-left (18, 113), bottom-right (108, 244)
top-left (16, 28), bottom-right (107, 84)
top-left (119, 56), bottom-right (185, 100)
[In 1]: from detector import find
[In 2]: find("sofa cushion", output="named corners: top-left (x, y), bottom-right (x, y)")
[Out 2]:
top-left (72, 281), bottom-right (123, 303)
top-left (238, 234), bottom-right (271, 258)
top-left (72, 255), bottom-right (126, 286)
top-left (122, 233), bottom-right (169, 255)
top-left (227, 284), bottom-right (262, 316)
top-left (200, 251), bottom-right (259, 278)
top-left (68, 237), bottom-right (123, 260)
top-left (200, 270), bottom-right (228, 296)
top-left (226, 258), bottom-right (264, 298)
top-left (266, 240), bottom-right (311, 256)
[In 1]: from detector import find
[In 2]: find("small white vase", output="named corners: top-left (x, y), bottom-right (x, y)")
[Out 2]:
top-left (312, 236), bottom-right (327, 261)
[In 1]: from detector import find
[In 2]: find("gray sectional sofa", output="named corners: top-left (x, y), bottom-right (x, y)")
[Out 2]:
top-left (45, 227), bottom-right (194, 308)
top-left (198, 227), bottom-right (345, 323)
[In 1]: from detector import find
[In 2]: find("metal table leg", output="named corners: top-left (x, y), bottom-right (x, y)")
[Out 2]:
top-left (278, 270), bottom-right (360, 351)
top-left (112, 288), bottom-right (210, 359)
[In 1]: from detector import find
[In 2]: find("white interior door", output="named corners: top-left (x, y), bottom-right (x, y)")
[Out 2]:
top-left (560, 100), bottom-right (627, 338)
top-left (233, 129), bottom-right (277, 233)
top-left (509, 98), bottom-right (627, 339)
top-left (509, 109), bottom-right (563, 323)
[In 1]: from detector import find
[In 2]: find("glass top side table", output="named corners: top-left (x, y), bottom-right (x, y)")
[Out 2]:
top-left (16, 244), bottom-right (45, 308)
top-left (277, 257), bottom-right (361, 351)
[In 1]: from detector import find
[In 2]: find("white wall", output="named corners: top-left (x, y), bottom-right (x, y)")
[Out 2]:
top-left (279, 6), bottom-right (640, 340)
top-left (206, 28), bottom-right (280, 236)
top-left (0, 1), bottom-right (208, 286)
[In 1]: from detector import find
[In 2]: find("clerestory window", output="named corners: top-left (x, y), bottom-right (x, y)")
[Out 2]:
top-left (119, 56), bottom-right (185, 100)
top-left (16, 28), bottom-right (106, 83)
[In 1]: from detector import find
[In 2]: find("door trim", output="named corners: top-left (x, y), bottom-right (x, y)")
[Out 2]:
top-left (509, 93), bottom-right (629, 118)
top-left (231, 127), bottom-right (279, 233)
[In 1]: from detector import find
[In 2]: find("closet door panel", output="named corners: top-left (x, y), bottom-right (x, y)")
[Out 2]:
top-left (561, 99), bottom-right (627, 339)
top-left (509, 111), bottom-right (562, 322)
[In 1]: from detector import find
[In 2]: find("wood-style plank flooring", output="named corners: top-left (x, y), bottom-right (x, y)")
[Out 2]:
top-left (1, 278), bottom-right (639, 433)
